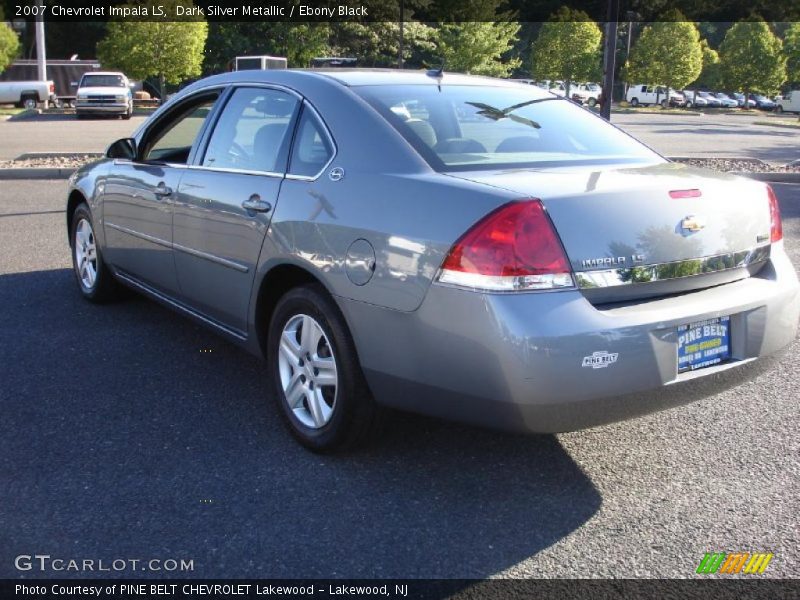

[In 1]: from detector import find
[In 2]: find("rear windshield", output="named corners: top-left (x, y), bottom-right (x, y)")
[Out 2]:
top-left (355, 84), bottom-right (661, 171)
top-left (81, 74), bottom-right (126, 88)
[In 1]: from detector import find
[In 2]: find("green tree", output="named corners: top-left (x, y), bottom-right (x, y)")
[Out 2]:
top-left (330, 22), bottom-right (436, 68)
top-left (204, 23), bottom-right (330, 73)
top-left (529, 7), bottom-right (602, 99)
top-left (718, 19), bottom-right (786, 105)
top-left (435, 21), bottom-right (521, 76)
top-left (694, 40), bottom-right (721, 90)
top-left (0, 21), bottom-right (20, 74)
top-left (97, 0), bottom-right (207, 98)
top-left (784, 22), bottom-right (800, 84)
top-left (625, 14), bottom-right (702, 106)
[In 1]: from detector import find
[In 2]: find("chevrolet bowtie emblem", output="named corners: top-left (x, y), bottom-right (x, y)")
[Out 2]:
top-left (681, 215), bottom-right (706, 233)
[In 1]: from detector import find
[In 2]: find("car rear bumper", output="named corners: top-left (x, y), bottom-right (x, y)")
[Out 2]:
top-left (341, 244), bottom-right (799, 433)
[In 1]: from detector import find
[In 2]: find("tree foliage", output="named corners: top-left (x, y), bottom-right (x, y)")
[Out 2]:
top-left (783, 22), bottom-right (800, 84)
top-left (204, 23), bottom-right (330, 72)
top-left (693, 40), bottom-right (721, 90)
top-left (529, 7), bottom-right (602, 95)
top-left (0, 21), bottom-right (19, 74)
top-left (435, 21), bottom-right (521, 76)
top-left (625, 14), bottom-right (702, 92)
top-left (330, 22), bottom-right (437, 68)
top-left (97, 0), bottom-right (207, 96)
top-left (718, 19), bottom-right (786, 95)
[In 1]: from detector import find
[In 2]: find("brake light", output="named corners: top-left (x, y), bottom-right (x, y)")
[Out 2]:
top-left (767, 184), bottom-right (782, 242)
top-left (49, 83), bottom-right (54, 93)
top-left (438, 200), bottom-right (574, 291)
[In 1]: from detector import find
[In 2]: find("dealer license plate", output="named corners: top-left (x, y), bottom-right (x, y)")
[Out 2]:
top-left (677, 316), bottom-right (731, 372)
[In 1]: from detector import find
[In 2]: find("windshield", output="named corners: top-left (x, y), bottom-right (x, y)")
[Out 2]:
top-left (80, 74), bottom-right (126, 88)
top-left (355, 84), bottom-right (661, 171)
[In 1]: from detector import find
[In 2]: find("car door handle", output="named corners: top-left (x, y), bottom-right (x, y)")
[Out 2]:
top-left (241, 195), bottom-right (272, 213)
top-left (154, 182), bottom-right (173, 198)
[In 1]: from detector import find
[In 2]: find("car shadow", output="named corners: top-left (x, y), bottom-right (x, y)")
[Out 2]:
top-left (0, 268), bottom-right (601, 579)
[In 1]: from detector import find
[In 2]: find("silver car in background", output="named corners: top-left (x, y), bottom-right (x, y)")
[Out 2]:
top-left (66, 70), bottom-right (799, 451)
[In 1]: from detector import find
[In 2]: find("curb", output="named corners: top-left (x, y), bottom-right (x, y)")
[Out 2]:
top-left (0, 167), bottom-right (75, 179)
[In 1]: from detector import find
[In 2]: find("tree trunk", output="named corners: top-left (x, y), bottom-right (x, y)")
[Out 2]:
top-left (159, 74), bottom-right (165, 102)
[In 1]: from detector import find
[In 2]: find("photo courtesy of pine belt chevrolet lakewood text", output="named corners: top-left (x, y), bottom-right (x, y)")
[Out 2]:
top-left (65, 69), bottom-right (800, 451)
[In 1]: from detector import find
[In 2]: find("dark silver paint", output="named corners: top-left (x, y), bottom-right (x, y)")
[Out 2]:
top-left (66, 70), bottom-right (800, 433)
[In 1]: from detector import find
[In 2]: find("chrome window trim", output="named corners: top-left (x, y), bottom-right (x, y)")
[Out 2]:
top-left (285, 100), bottom-right (338, 182)
top-left (184, 164), bottom-right (284, 179)
top-left (575, 245), bottom-right (771, 289)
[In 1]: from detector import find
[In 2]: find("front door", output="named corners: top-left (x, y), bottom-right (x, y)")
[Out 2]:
top-left (173, 86), bottom-right (300, 333)
top-left (102, 92), bottom-right (222, 294)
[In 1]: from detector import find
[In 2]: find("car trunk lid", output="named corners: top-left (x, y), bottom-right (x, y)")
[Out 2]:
top-left (447, 162), bottom-right (772, 303)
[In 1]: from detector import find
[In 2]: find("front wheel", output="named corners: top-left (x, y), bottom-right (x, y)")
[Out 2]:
top-left (685, 101), bottom-right (693, 108)
top-left (587, 97), bottom-right (597, 107)
top-left (660, 99), bottom-right (668, 108)
top-left (70, 203), bottom-right (123, 303)
top-left (267, 284), bottom-right (384, 452)
top-left (775, 105), bottom-right (783, 114)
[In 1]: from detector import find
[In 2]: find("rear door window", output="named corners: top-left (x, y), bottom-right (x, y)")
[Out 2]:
top-left (288, 106), bottom-right (335, 178)
top-left (202, 87), bottom-right (299, 174)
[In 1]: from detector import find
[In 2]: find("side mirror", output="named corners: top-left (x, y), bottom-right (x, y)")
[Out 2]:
top-left (106, 138), bottom-right (137, 160)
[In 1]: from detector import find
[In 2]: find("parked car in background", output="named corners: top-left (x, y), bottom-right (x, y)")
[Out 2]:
top-left (776, 91), bottom-right (800, 114)
top-left (75, 71), bottom-right (133, 119)
top-left (0, 79), bottom-right (56, 109)
top-left (626, 84), bottom-right (682, 107)
top-left (696, 91), bottom-right (722, 108)
top-left (681, 90), bottom-right (708, 108)
top-left (748, 94), bottom-right (776, 111)
top-left (729, 92), bottom-right (756, 108)
top-left (713, 92), bottom-right (739, 108)
top-left (575, 83), bottom-right (602, 107)
top-left (65, 69), bottom-right (800, 450)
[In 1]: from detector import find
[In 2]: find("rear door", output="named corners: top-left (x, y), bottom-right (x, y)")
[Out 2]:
top-left (102, 90), bottom-right (221, 294)
top-left (172, 86), bottom-right (300, 333)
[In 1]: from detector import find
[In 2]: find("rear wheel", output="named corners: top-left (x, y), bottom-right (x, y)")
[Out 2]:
top-left (267, 284), bottom-right (384, 452)
top-left (70, 203), bottom-right (123, 303)
top-left (630, 98), bottom-right (639, 107)
top-left (22, 95), bottom-right (37, 110)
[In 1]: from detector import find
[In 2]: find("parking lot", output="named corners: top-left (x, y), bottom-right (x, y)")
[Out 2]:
top-left (0, 174), bottom-right (798, 578)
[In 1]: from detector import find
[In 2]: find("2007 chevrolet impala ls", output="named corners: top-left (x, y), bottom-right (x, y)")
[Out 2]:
top-left (66, 70), bottom-right (800, 451)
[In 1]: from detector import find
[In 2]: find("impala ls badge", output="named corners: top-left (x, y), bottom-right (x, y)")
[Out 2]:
top-left (681, 215), bottom-right (706, 233)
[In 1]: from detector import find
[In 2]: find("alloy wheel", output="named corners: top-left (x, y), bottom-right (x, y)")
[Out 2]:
top-left (277, 314), bottom-right (338, 429)
top-left (74, 218), bottom-right (98, 289)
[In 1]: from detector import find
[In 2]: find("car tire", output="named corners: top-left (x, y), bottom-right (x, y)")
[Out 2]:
top-left (685, 101), bottom-right (693, 108)
top-left (587, 97), bottom-right (597, 107)
top-left (70, 203), bottom-right (123, 303)
top-left (775, 105), bottom-right (783, 114)
top-left (22, 96), bottom-right (37, 110)
top-left (123, 106), bottom-right (132, 120)
top-left (267, 284), bottom-right (384, 452)
top-left (660, 100), bottom-right (667, 108)
top-left (630, 98), bottom-right (639, 107)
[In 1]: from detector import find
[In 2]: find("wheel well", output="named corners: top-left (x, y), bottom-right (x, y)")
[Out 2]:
top-left (66, 190), bottom-right (87, 244)
top-left (254, 264), bottom-right (325, 356)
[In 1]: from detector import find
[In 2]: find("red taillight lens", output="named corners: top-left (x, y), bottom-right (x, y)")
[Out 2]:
top-left (767, 184), bottom-right (782, 242)
top-left (438, 200), bottom-right (574, 291)
top-left (49, 83), bottom-right (55, 93)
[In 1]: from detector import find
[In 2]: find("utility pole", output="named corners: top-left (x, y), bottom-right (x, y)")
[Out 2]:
top-left (600, 0), bottom-right (619, 121)
top-left (35, 0), bottom-right (48, 108)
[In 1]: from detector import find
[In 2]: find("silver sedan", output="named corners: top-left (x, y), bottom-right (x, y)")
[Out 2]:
top-left (66, 70), bottom-right (800, 451)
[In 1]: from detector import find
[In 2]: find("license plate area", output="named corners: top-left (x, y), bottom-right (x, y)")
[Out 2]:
top-left (677, 316), bottom-right (732, 373)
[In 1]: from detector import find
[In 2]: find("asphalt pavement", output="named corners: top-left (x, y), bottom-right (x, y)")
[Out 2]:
top-left (0, 180), bottom-right (797, 579)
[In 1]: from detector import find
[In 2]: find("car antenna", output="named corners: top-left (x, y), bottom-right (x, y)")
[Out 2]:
top-left (426, 59), bottom-right (445, 80)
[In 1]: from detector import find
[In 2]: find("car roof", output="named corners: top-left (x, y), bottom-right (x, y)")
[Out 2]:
top-left (82, 71), bottom-right (126, 77)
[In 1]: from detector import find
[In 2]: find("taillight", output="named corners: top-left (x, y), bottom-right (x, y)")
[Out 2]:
top-left (49, 83), bottom-right (55, 93)
top-left (767, 184), bottom-right (782, 242)
top-left (437, 200), bottom-right (574, 291)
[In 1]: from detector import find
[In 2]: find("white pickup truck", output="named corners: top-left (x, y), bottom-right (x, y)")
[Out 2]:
top-left (0, 80), bottom-right (56, 109)
top-left (75, 71), bottom-right (133, 119)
